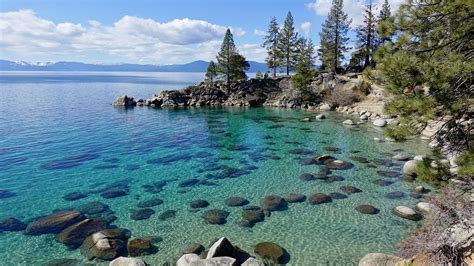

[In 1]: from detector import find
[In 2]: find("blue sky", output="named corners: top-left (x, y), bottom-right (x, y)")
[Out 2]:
top-left (0, 0), bottom-right (403, 64)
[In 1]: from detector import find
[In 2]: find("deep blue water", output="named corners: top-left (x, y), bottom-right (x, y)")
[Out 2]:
top-left (0, 72), bottom-right (430, 265)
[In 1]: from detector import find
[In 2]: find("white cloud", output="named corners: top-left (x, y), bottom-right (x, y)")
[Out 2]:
top-left (253, 29), bottom-right (265, 36)
top-left (306, 0), bottom-right (403, 28)
top-left (0, 9), bottom-right (252, 64)
top-left (238, 43), bottom-right (266, 62)
top-left (300, 22), bottom-right (311, 36)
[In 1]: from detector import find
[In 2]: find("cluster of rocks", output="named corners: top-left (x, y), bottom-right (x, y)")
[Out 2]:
top-left (0, 210), bottom-right (155, 264)
top-left (112, 73), bottom-right (364, 109)
top-left (176, 237), bottom-right (287, 266)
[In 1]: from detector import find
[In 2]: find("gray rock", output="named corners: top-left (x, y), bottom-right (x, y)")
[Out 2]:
top-left (26, 211), bottom-right (85, 235)
top-left (206, 237), bottom-right (235, 258)
top-left (373, 119), bottom-right (387, 127)
top-left (391, 206), bottom-right (422, 221)
top-left (392, 153), bottom-right (412, 161)
top-left (319, 103), bottom-right (331, 111)
top-left (177, 254), bottom-right (200, 266)
top-left (241, 258), bottom-right (265, 266)
top-left (403, 160), bottom-right (417, 177)
top-left (316, 114), bottom-right (326, 119)
top-left (109, 257), bottom-right (146, 266)
top-left (415, 202), bottom-right (434, 214)
top-left (191, 257), bottom-right (236, 266)
top-left (358, 253), bottom-right (407, 266)
top-left (342, 119), bottom-right (355, 125)
top-left (112, 96), bottom-right (136, 107)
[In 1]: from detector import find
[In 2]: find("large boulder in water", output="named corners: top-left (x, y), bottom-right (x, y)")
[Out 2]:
top-left (224, 197), bottom-right (249, 207)
top-left (403, 160), bottom-right (418, 177)
top-left (56, 219), bottom-right (109, 248)
top-left (80, 230), bottom-right (129, 260)
top-left (391, 206), bottom-right (422, 221)
top-left (25, 211), bottom-right (85, 235)
top-left (112, 96), bottom-right (136, 107)
top-left (282, 193), bottom-right (306, 203)
top-left (355, 205), bottom-right (379, 215)
top-left (260, 195), bottom-right (286, 211)
top-left (206, 237), bottom-right (235, 258)
top-left (110, 257), bottom-right (146, 266)
top-left (128, 238), bottom-right (155, 257)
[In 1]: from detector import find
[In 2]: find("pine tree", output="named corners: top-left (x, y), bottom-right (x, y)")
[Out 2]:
top-left (377, 0), bottom-right (392, 44)
top-left (262, 17), bottom-right (280, 77)
top-left (376, 0), bottom-right (473, 152)
top-left (205, 60), bottom-right (217, 85)
top-left (318, 0), bottom-right (351, 73)
top-left (294, 37), bottom-right (315, 75)
top-left (277, 11), bottom-right (299, 76)
top-left (216, 29), bottom-right (248, 89)
top-left (355, 0), bottom-right (377, 69)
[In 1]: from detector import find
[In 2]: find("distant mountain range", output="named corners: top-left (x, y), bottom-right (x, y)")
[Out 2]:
top-left (0, 59), bottom-right (268, 73)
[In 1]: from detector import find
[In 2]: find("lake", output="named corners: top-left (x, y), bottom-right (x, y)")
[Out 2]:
top-left (0, 71), bottom-right (430, 265)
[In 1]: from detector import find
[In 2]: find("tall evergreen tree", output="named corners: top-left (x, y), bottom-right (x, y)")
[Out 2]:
top-left (277, 11), bottom-right (299, 76)
top-left (376, 0), bottom-right (473, 152)
top-left (377, 0), bottom-right (393, 44)
top-left (355, 0), bottom-right (377, 69)
top-left (262, 17), bottom-right (280, 77)
top-left (216, 29), bottom-right (248, 89)
top-left (205, 60), bottom-right (217, 85)
top-left (318, 0), bottom-right (351, 73)
top-left (294, 37), bottom-right (315, 74)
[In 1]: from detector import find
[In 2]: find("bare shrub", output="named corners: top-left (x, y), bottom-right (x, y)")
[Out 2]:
top-left (399, 177), bottom-right (473, 264)
top-left (324, 86), bottom-right (363, 107)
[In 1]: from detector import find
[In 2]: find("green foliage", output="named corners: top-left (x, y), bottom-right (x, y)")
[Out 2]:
top-left (216, 29), bottom-right (249, 87)
top-left (377, 0), bottom-right (393, 44)
top-left (355, 1), bottom-right (377, 69)
top-left (262, 16), bottom-right (281, 77)
top-left (292, 70), bottom-right (318, 89)
top-left (277, 11), bottom-right (299, 75)
top-left (205, 60), bottom-right (218, 85)
top-left (318, 0), bottom-right (351, 73)
top-left (294, 37), bottom-right (315, 74)
top-left (384, 124), bottom-right (414, 141)
top-left (376, 0), bottom-right (473, 152)
top-left (415, 158), bottom-right (450, 185)
top-left (384, 96), bottom-right (436, 119)
top-left (455, 150), bottom-right (474, 177)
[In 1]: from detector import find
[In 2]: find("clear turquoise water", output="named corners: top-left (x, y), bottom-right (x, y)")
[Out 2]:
top-left (0, 72), bottom-right (430, 265)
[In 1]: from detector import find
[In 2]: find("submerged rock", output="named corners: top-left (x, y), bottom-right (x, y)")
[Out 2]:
top-left (242, 209), bottom-right (265, 224)
top-left (181, 243), bottom-right (205, 255)
top-left (340, 185), bottom-right (362, 194)
top-left (299, 173), bottom-right (315, 181)
top-left (190, 199), bottom-right (210, 209)
top-left (254, 242), bottom-right (286, 264)
top-left (80, 229), bottom-right (129, 260)
top-left (329, 192), bottom-right (348, 200)
top-left (224, 197), bottom-right (249, 207)
top-left (203, 209), bottom-right (229, 225)
top-left (179, 178), bottom-right (199, 187)
top-left (63, 192), bottom-right (88, 201)
top-left (372, 179), bottom-right (394, 187)
top-left (282, 193), bottom-right (306, 203)
top-left (0, 217), bottom-right (27, 232)
top-left (385, 191), bottom-right (406, 199)
top-left (158, 210), bottom-right (177, 221)
top-left (137, 198), bottom-right (163, 208)
top-left (308, 193), bottom-right (332, 205)
top-left (26, 211), bottom-right (85, 235)
top-left (130, 208), bottom-right (155, 221)
top-left (56, 219), bottom-right (109, 248)
top-left (392, 153), bottom-right (412, 161)
top-left (356, 205), bottom-right (379, 215)
top-left (128, 238), bottom-right (156, 256)
top-left (325, 160), bottom-right (353, 170)
top-left (0, 190), bottom-right (16, 199)
top-left (260, 195), bottom-right (287, 211)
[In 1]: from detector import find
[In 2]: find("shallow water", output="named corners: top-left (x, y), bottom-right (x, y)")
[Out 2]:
top-left (0, 72), bottom-right (431, 265)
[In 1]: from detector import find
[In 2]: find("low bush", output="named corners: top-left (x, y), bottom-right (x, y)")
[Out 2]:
top-left (455, 150), bottom-right (474, 176)
top-left (415, 159), bottom-right (450, 185)
top-left (384, 124), bottom-right (414, 141)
